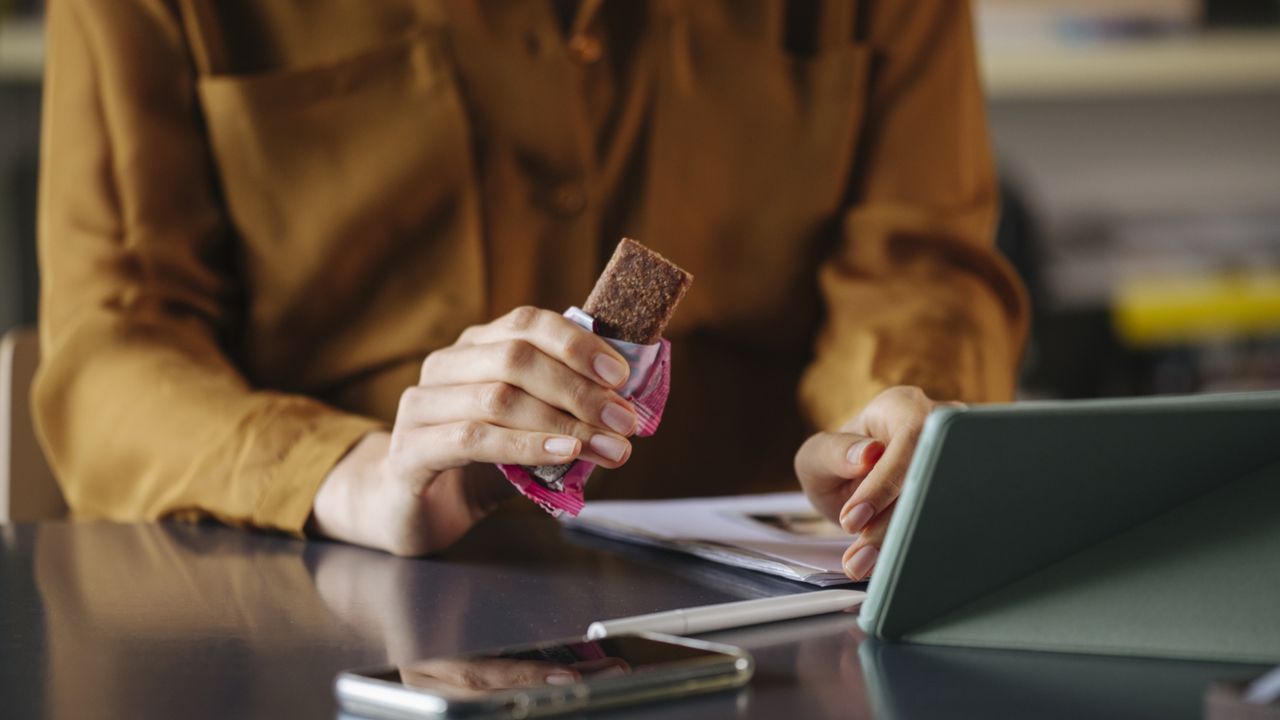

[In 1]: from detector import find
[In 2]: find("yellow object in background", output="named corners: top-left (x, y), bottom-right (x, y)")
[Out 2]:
top-left (1114, 272), bottom-right (1280, 347)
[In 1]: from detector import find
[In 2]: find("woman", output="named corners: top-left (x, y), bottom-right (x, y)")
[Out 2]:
top-left (34, 0), bottom-right (1026, 579)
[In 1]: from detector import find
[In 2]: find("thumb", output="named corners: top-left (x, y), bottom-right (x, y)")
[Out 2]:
top-left (795, 431), bottom-right (885, 501)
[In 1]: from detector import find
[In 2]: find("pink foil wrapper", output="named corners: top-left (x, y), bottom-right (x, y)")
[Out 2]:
top-left (497, 308), bottom-right (671, 517)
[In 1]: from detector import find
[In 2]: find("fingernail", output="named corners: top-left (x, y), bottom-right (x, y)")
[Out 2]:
top-left (601, 403), bottom-right (638, 435)
top-left (544, 436), bottom-right (579, 458)
top-left (593, 354), bottom-right (628, 387)
top-left (846, 440), bottom-right (884, 469)
top-left (845, 545), bottom-right (879, 580)
top-left (545, 672), bottom-right (578, 686)
top-left (589, 434), bottom-right (629, 462)
top-left (840, 502), bottom-right (875, 534)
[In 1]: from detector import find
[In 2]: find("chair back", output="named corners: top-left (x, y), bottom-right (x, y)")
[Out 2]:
top-left (1, 327), bottom-right (65, 522)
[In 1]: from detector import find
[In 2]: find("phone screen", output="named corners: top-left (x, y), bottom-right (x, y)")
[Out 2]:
top-left (351, 636), bottom-right (731, 702)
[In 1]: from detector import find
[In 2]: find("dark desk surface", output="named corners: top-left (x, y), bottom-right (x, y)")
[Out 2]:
top-left (0, 512), bottom-right (1265, 719)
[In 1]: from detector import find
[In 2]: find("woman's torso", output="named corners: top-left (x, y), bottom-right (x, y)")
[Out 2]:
top-left (184, 0), bottom-right (874, 497)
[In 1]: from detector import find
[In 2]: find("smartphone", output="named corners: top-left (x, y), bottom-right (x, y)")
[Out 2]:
top-left (335, 632), bottom-right (753, 720)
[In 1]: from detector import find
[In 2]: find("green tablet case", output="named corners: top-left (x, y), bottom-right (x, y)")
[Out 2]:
top-left (858, 391), bottom-right (1280, 664)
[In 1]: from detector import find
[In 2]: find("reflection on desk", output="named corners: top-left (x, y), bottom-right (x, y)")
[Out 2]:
top-left (860, 639), bottom-right (1264, 720)
top-left (0, 511), bottom-right (1269, 720)
top-left (8, 514), bottom-right (842, 719)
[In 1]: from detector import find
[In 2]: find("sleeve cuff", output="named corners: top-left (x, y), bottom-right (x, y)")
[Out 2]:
top-left (253, 412), bottom-right (386, 537)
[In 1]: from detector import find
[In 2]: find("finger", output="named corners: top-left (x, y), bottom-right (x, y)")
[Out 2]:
top-left (486, 661), bottom-right (583, 686)
top-left (571, 657), bottom-right (632, 675)
top-left (838, 425), bottom-right (916, 535)
top-left (457, 306), bottom-right (631, 389)
top-left (389, 421), bottom-right (581, 488)
top-left (794, 431), bottom-right (885, 527)
top-left (475, 660), bottom-right (576, 689)
top-left (414, 659), bottom-right (577, 690)
top-left (396, 384), bottom-right (632, 468)
top-left (794, 432), bottom-right (884, 490)
top-left (842, 502), bottom-right (894, 581)
top-left (834, 439), bottom-right (886, 533)
top-left (419, 341), bottom-right (639, 436)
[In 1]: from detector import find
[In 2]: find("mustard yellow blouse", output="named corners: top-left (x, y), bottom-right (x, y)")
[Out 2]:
top-left (34, 0), bottom-right (1027, 535)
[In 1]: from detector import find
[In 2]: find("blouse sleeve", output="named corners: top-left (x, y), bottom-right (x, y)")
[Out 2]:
top-left (799, 0), bottom-right (1029, 428)
top-left (33, 0), bottom-right (382, 534)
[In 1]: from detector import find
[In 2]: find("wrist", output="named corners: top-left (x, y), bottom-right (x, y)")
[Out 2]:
top-left (310, 431), bottom-right (393, 549)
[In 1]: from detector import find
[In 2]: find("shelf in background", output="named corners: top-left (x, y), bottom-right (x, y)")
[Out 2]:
top-left (981, 31), bottom-right (1280, 100)
top-left (1115, 271), bottom-right (1280, 347)
top-left (0, 18), bottom-right (43, 82)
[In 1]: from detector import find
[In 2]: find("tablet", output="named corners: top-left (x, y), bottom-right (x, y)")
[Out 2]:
top-left (857, 390), bottom-right (1280, 664)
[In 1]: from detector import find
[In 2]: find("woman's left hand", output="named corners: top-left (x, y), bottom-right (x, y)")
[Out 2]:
top-left (794, 386), bottom-right (962, 581)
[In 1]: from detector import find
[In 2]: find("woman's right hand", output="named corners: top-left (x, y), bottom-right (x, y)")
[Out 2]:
top-left (310, 306), bottom-right (640, 556)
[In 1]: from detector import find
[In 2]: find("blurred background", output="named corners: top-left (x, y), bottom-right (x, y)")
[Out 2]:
top-left (1, 0), bottom-right (1279, 399)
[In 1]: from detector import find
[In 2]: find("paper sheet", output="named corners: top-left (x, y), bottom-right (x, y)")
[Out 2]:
top-left (561, 492), bottom-right (855, 586)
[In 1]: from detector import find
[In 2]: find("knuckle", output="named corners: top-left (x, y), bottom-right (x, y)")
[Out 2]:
top-left (562, 333), bottom-right (595, 364)
top-left (500, 339), bottom-right (536, 372)
top-left (387, 430), bottom-right (408, 457)
top-left (505, 305), bottom-right (541, 333)
top-left (454, 421), bottom-right (487, 450)
top-left (456, 324), bottom-right (481, 344)
top-left (567, 377), bottom-right (597, 413)
top-left (419, 351), bottom-right (443, 382)
top-left (561, 416), bottom-right (590, 439)
top-left (479, 382), bottom-right (518, 418)
top-left (512, 432), bottom-right (538, 458)
top-left (884, 385), bottom-right (926, 406)
top-left (397, 387), bottom-right (420, 417)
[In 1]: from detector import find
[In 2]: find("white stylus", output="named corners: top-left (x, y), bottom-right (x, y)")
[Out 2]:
top-left (585, 589), bottom-right (867, 639)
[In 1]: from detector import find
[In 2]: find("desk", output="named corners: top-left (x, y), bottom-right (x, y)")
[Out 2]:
top-left (0, 512), bottom-right (1265, 719)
